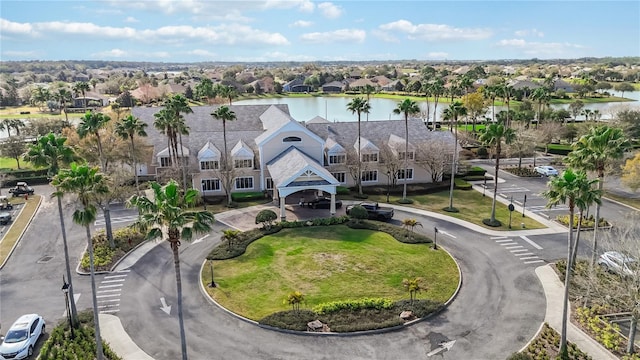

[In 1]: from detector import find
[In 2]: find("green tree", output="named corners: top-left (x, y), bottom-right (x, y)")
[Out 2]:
top-left (0, 136), bottom-right (26, 169)
top-left (52, 163), bottom-right (110, 360)
top-left (568, 100), bottom-right (584, 122)
top-left (479, 123), bottom-right (516, 226)
top-left (114, 115), bottom-right (148, 195)
top-left (54, 88), bottom-right (72, 124)
top-left (622, 151), bottom-right (640, 191)
top-left (429, 79), bottom-right (445, 130)
top-left (72, 81), bottom-right (90, 109)
top-left (284, 291), bottom-right (305, 311)
top-left (402, 277), bottom-right (425, 304)
top-left (194, 78), bottom-right (217, 104)
top-left (565, 126), bottom-right (631, 265)
top-left (542, 168), bottom-right (601, 360)
top-left (211, 105), bottom-right (237, 206)
top-left (222, 229), bottom-right (240, 249)
top-left (444, 101), bottom-right (467, 212)
top-left (153, 108), bottom-right (178, 167)
top-left (614, 82), bottom-right (634, 99)
top-left (216, 84), bottom-right (238, 105)
top-left (347, 204), bottom-right (368, 223)
top-left (255, 209), bottom-right (278, 230)
top-left (346, 97), bottom-right (371, 196)
top-left (531, 87), bottom-right (550, 125)
top-left (164, 95), bottom-right (192, 190)
top-left (393, 99), bottom-right (420, 201)
top-left (463, 90), bottom-right (488, 132)
top-left (127, 181), bottom-right (214, 360)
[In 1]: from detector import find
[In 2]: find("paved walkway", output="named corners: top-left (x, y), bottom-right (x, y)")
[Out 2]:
top-left (100, 180), bottom-right (618, 360)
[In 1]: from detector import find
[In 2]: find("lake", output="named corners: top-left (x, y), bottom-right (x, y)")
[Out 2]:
top-left (236, 91), bottom-right (640, 123)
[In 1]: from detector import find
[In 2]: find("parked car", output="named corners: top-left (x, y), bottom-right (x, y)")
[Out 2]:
top-left (345, 202), bottom-right (394, 221)
top-left (597, 251), bottom-right (637, 276)
top-left (534, 166), bottom-right (559, 176)
top-left (8, 182), bottom-right (34, 197)
top-left (304, 197), bottom-right (342, 209)
top-left (0, 211), bottom-right (11, 225)
top-left (0, 314), bottom-right (45, 360)
top-left (0, 196), bottom-right (13, 211)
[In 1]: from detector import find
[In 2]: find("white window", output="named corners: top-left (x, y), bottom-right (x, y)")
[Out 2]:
top-left (159, 157), bottom-right (171, 167)
top-left (234, 159), bottom-right (253, 169)
top-left (201, 179), bottom-right (220, 191)
top-left (266, 177), bottom-right (274, 190)
top-left (398, 151), bottom-right (414, 160)
top-left (397, 168), bottom-right (414, 181)
top-left (235, 176), bottom-right (254, 189)
top-left (362, 153), bottom-right (378, 163)
top-left (331, 172), bottom-right (346, 183)
top-left (361, 170), bottom-right (378, 183)
top-left (200, 160), bottom-right (219, 170)
top-left (329, 154), bottom-right (346, 165)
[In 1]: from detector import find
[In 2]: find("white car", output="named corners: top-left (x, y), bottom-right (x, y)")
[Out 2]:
top-left (597, 251), bottom-right (637, 276)
top-left (534, 166), bottom-right (559, 176)
top-left (0, 314), bottom-right (45, 360)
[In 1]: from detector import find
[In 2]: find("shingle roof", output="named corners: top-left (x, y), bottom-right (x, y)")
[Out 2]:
top-left (267, 146), bottom-right (339, 188)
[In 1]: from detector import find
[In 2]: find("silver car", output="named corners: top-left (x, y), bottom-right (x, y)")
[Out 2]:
top-left (597, 251), bottom-right (637, 276)
top-left (534, 166), bottom-right (559, 176)
top-left (0, 314), bottom-right (45, 360)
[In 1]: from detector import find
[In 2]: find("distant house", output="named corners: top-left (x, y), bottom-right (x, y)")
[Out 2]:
top-left (371, 75), bottom-right (392, 87)
top-left (554, 79), bottom-right (574, 93)
top-left (321, 81), bottom-right (345, 93)
top-left (382, 80), bottom-right (401, 91)
top-left (283, 78), bottom-right (312, 93)
top-left (348, 78), bottom-right (377, 91)
top-left (72, 91), bottom-right (108, 108)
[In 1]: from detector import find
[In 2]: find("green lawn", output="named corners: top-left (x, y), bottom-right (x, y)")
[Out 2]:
top-left (205, 225), bottom-right (458, 320)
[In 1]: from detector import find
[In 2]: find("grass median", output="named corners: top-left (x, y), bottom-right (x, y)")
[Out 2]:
top-left (0, 195), bottom-right (41, 267)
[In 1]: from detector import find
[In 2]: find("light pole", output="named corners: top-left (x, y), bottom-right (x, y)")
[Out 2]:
top-left (483, 176), bottom-right (487, 197)
top-left (61, 276), bottom-right (74, 339)
top-left (208, 262), bottom-right (216, 288)
top-left (522, 194), bottom-right (527, 217)
top-left (386, 171), bottom-right (391, 203)
top-left (434, 226), bottom-right (439, 250)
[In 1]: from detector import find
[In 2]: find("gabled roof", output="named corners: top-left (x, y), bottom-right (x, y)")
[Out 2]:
top-left (231, 140), bottom-right (254, 158)
top-left (197, 141), bottom-right (220, 159)
top-left (387, 134), bottom-right (414, 150)
top-left (267, 147), bottom-right (339, 189)
top-left (324, 137), bottom-right (345, 153)
top-left (355, 136), bottom-right (379, 152)
top-left (259, 105), bottom-right (292, 130)
top-left (157, 144), bottom-right (190, 157)
top-left (307, 116), bottom-right (329, 124)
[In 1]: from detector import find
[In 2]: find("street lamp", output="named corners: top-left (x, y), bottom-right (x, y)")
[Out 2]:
top-left (208, 262), bottom-right (216, 288)
top-left (61, 276), bottom-right (74, 339)
top-left (434, 226), bottom-right (439, 250)
top-left (483, 177), bottom-right (487, 197)
top-left (386, 171), bottom-right (391, 203)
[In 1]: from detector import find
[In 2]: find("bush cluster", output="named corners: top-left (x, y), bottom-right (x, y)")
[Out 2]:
top-left (502, 167), bottom-right (541, 177)
top-left (231, 191), bottom-right (267, 202)
top-left (575, 306), bottom-right (624, 354)
top-left (39, 311), bottom-right (122, 360)
top-left (80, 227), bottom-right (145, 272)
top-left (520, 323), bottom-right (591, 360)
top-left (555, 214), bottom-right (610, 229)
top-left (454, 178), bottom-right (472, 190)
top-left (346, 219), bottom-right (432, 244)
top-left (313, 298), bottom-right (393, 315)
top-left (466, 166), bottom-right (487, 176)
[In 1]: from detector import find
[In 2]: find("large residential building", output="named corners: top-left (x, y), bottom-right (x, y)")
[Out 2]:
top-left (132, 104), bottom-right (455, 219)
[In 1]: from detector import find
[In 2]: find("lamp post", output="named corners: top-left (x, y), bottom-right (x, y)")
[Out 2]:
top-left (386, 171), bottom-right (391, 203)
top-left (208, 262), bottom-right (216, 288)
top-left (434, 226), bottom-right (438, 250)
top-left (483, 176), bottom-right (487, 197)
top-left (61, 276), bottom-right (74, 339)
top-left (522, 194), bottom-right (527, 217)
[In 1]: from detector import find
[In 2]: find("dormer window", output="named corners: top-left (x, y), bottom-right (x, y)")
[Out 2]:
top-left (283, 136), bottom-right (302, 142)
top-left (362, 153), bottom-right (378, 163)
top-left (329, 154), bottom-right (346, 165)
top-left (234, 159), bottom-right (253, 168)
top-left (398, 151), bottom-right (414, 160)
top-left (200, 160), bottom-right (219, 170)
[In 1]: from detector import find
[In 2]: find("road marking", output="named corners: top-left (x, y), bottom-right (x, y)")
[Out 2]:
top-left (97, 289), bottom-right (121, 293)
top-left (499, 242), bottom-right (518, 246)
top-left (514, 200), bottom-right (522, 205)
top-left (520, 235), bottom-right (543, 250)
top-left (192, 234), bottom-right (210, 245)
top-left (505, 245), bottom-right (524, 250)
top-left (524, 259), bottom-right (545, 264)
top-left (100, 309), bottom-right (120, 314)
top-left (510, 249), bottom-right (529, 253)
top-left (438, 230), bottom-right (456, 239)
top-left (96, 294), bottom-right (120, 298)
top-left (99, 284), bottom-right (123, 288)
top-left (102, 279), bottom-right (125, 283)
top-left (491, 236), bottom-right (508, 240)
top-left (495, 239), bottom-right (513, 243)
top-left (520, 256), bottom-right (540, 260)
top-left (514, 252), bottom-right (535, 257)
top-left (97, 298), bottom-right (120, 303)
top-left (104, 274), bottom-right (128, 279)
top-left (115, 269), bottom-right (130, 273)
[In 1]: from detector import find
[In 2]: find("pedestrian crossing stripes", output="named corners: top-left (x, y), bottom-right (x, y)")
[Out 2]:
top-left (96, 270), bottom-right (129, 314)
top-left (494, 236), bottom-right (545, 265)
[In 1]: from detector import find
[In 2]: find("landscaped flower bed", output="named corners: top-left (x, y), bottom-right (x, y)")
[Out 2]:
top-left (503, 166), bottom-right (541, 177)
top-left (555, 214), bottom-right (611, 230)
top-left (511, 323), bottom-right (592, 360)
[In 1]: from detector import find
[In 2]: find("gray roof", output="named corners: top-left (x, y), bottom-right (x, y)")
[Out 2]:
top-left (267, 146), bottom-right (338, 188)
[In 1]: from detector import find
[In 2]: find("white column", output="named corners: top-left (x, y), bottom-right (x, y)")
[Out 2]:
top-left (280, 196), bottom-right (286, 220)
top-left (330, 193), bottom-right (336, 216)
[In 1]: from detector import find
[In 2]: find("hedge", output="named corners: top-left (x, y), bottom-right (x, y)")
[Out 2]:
top-left (454, 178), bottom-right (472, 190)
top-left (231, 191), bottom-right (267, 202)
top-left (465, 166), bottom-right (487, 176)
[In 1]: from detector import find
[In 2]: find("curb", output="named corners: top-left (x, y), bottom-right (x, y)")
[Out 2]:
top-left (0, 195), bottom-right (43, 270)
top-left (198, 238), bottom-right (463, 337)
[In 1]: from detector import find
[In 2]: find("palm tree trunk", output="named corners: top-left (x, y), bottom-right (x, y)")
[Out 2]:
top-left (403, 114), bottom-right (408, 200)
top-left (448, 122), bottom-right (457, 210)
top-left (58, 195), bottom-right (78, 324)
top-left (433, 98), bottom-right (439, 131)
top-left (171, 241), bottom-right (188, 360)
top-left (104, 205), bottom-right (114, 248)
top-left (178, 132), bottom-right (187, 190)
top-left (131, 136), bottom-right (140, 195)
top-left (357, 113), bottom-right (362, 196)
top-left (96, 133), bottom-right (105, 172)
top-left (590, 178), bottom-right (604, 266)
top-left (560, 209), bottom-right (575, 360)
top-left (490, 144), bottom-right (501, 224)
top-left (86, 225), bottom-right (104, 360)
top-left (571, 210), bottom-right (583, 269)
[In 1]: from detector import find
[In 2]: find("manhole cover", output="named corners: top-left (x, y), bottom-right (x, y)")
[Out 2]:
top-left (37, 256), bottom-right (53, 263)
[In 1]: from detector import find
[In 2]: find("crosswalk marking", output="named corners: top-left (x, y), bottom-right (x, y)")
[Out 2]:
top-left (499, 242), bottom-right (518, 246)
top-left (520, 256), bottom-right (539, 260)
top-left (491, 236), bottom-right (508, 240)
top-left (495, 239), bottom-right (512, 243)
top-left (510, 249), bottom-right (529, 253)
top-left (514, 252), bottom-right (535, 257)
top-left (520, 235), bottom-right (543, 250)
top-left (97, 272), bottom-right (128, 314)
top-left (493, 236), bottom-right (544, 265)
top-left (505, 245), bottom-right (524, 250)
top-left (524, 259), bottom-right (545, 264)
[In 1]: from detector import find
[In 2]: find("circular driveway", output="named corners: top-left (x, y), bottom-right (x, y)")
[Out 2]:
top-left (117, 207), bottom-right (546, 359)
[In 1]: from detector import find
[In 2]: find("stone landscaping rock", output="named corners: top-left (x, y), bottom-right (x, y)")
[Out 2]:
top-left (400, 310), bottom-right (414, 321)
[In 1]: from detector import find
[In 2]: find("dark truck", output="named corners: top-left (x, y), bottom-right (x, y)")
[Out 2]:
top-left (8, 182), bottom-right (34, 197)
top-left (345, 202), bottom-right (394, 221)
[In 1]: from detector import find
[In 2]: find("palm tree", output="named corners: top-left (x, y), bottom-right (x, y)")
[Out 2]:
top-left (52, 163), bottom-right (110, 360)
top-left (444, 101), bottom-right (467, 212)
top-left (77, 111), bottom-right (114, 247)
top-left (216, 84), bottom-right (238, 105)
top-left (565, 126), bottom-right (630, 265)
top-left (401, 218), bottom-right (423, 241)
top-left (542, 169), bottom-right (601, 359)
top-left (402, 277), bottom-right (425, 304)
top-left (393, 99), bottom-right (420, 201)
top-left (211, 106), bottom-right (237, 206)
top-left (154, 108), bottom-right (178, 167)
top-left (498, 83), bottom-right (514, 127)
top-left (484, 84), bottom-right (499, 123)
top-left (127, 181), bottom-right (214, 360)
top-left (54, 88), bottom-right (72, 124)
top-left (429, 79), bottom-right (445, 130)
top-left (285, 291), bottom-right (305, 312)
top-left (164, 95), bottom-right (193, 189)
top-left (73, 81), bottom-right (90, 109)
top-left (531, 87), bottom-right (550, 126)
top-left (479, 123), bottom-right (516, 226)
top-left (23, 133), bottom-right (80, 326)
top-left (346, 97), bottom-right (371, 196)
top-left (114, 115), bottom-right (148, 195)
top-left (362, 84), bottom-right (376, 121)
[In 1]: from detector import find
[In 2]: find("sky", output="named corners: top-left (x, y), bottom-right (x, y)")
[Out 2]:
top-left (1, 0), bottom-right (639, 63)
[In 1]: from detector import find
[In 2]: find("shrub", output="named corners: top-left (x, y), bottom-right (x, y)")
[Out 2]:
top-left (346, 219), bottom-right (431, 244)
top-left (555, 214), bottom-right (610, 229)
top-left (502, 167), bottom-right (540, 177)
top-left (454, 178), bottom-right (472, 190)
top-left (80, 227), bottom-right (145, 271)
top-left (347, 205), bottom-right (369, 221)
top-left (231, 191), bottom-right (265, 202)
top-left (397, 198), bottom-right (414, 204)
top-left (466, 166), bottom-right (487, 176)
top-left (336, 186), bottom-right (350, 195)
top-left (259, 310), bottom-right (317, 331)
top-left (463, 175), bottom-right (488, 181)
top-left (506, 352), bottom-right (533, 360)
top-left (313, 298), bottom-right (394, 315)
top-left (255, 209), bottom-right (278, 230)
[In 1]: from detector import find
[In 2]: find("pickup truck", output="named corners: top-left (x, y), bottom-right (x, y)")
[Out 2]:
top-left (345, 202), bottom-right (394, 221)
top-left (8, 182), bottom-right (35, 197)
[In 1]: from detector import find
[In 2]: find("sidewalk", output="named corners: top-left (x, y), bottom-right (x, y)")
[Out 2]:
top-left (535, 265), bottom-right (618, 360)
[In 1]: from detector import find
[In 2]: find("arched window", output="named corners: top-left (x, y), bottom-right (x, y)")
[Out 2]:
top-left (283, 136), bottom-right (302, 142)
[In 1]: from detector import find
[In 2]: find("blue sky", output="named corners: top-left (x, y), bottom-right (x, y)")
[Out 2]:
top-left (1, 1), bottom-right (638, 62)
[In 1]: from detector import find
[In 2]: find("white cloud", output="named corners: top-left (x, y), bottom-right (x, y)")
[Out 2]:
top-left (124, 16), bottom-right (139, 23)
top-left (514, 28), bottom-right (544, 38)
top-left (0, 18), bottom-right (35, 35)
top-left (300, 29), bottom-right (365, 43)
top-left (379, 20), bottom-right (492, 41)
top-left (426, 52), bottom-right (449, 59)
top-left (2, 50), bottom-right (39, 57)
top-left (495, 38), bottom-right (584, 57)
top-left (188, 49), bottom-right (216, 57)
top-left (318, 2), bottom-right (343, 19)
top-left (371, 29), bottom-right (399, 43)
top-left (290, 20), bottom-right (313, 28)
top-left (263, 0), bottom-right (314, 12)
top-left (262, 51), bottom-right (316, 61)
top-left (91, 48), bottom-right (128, 58)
